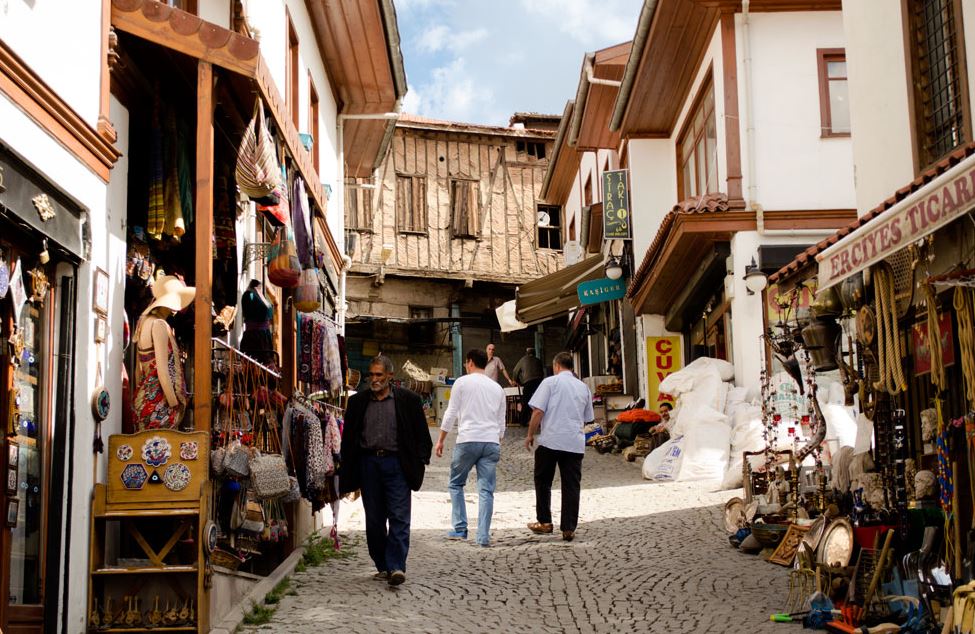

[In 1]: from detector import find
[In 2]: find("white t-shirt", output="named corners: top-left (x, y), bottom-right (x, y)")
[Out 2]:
top-left (440, 372), bottom-right (506, 444)
top-left (529, 371), bottom-right (594, 454)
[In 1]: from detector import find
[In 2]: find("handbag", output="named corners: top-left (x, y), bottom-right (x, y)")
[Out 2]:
top-left (210, 447), bottom-right (226, 476)
top-left (256, 180), bottom-right (289, 226)
top-left (267, 225), bottom-right (301, 288)
top-left (235, 100), bottom-right (281, 199)
top-left (224, 439), bottom-right (251, 478)
top-left (294, 268), bottom-right (321, 313)
top-left (249, 450), bottom-right (291, 499)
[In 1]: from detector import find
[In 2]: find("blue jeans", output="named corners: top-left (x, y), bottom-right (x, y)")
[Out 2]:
top-left (448, 442), bottom-right (501, 545)
top-left (359, 454), bottom-right (412, 572)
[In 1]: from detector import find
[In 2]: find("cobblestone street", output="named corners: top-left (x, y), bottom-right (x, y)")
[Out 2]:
top-left (243, 428), bottom-right (790, 633)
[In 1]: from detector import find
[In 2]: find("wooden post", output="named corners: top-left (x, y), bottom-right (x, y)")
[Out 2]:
top-left (193, 61), bottom-right (214, 431)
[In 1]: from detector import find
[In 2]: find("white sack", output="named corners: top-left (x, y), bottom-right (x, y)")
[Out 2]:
top-left (669, 401), bottom-right (729, 437)
top-left (678, 420), bottom-right (732, 481)
top-left (658, 357), bottom-right (734, 396)
top-left (642, 437), bottom-right (684, 481)
top-left (722, 405), bottom-right (766, 489)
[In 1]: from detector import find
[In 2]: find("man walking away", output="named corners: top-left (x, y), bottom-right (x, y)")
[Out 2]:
top-left (525, 352), bottom-right (593, 542)
top-left (512, 347), bottom-right (544, 425)
top-left (340, 355), bottom-right (433, 586)
top-left (484, 343), bottom-right (514, 387)
top-left (434, 349), bottom-right (506, 547)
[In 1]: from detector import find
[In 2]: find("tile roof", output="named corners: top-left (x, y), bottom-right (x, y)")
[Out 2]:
top-left (626, 193), bottom-right (730, 298)
top-left (397, 113), bottom-right (556, 137)
top-left (768, 140), bottom-right (975, 284)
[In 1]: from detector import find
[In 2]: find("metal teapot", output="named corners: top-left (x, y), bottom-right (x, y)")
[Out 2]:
top-left (810, 285), bottom-right (843, 318)
top-left (801, 317), bottom-right (842, 371)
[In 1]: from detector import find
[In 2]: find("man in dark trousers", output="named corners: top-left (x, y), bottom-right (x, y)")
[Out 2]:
top-left (512, 347), bottom-right (544, 425)
top-left (341, 355), bottom-right (432, 586)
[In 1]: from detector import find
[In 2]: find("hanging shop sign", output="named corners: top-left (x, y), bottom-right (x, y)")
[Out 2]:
top-left (577, 277), bottom-right (626, 305)
top-left (646, 336), bottom-right (681, 406)
top-left (817, 152), bottom-right (975, 289)
top-left (602, 169), bottom-right (631, 240)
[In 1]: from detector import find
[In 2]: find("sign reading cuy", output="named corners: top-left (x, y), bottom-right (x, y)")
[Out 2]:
top-left (602, 169), bottom-right (631, 240)
top-left (577, 278), bottom-right (626, 305)
top-left (646, 336), bottom-right (681, 406)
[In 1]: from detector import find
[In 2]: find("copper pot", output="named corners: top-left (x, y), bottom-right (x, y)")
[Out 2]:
top-left (801, 318), bottom-right (841, 371)
top-left (811, 285), bottom-right (843, 317)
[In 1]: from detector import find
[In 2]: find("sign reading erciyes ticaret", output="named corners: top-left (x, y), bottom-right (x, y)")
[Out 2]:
top-left (817, 152), bottom-right (975, 289)
top-left (603, 169), bottom-right (632, 240)
top-left (577, 278), bottom-right (627, 305)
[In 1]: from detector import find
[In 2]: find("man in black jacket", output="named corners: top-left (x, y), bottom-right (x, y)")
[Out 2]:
top-left (340, 355), bottom-right (432, 586)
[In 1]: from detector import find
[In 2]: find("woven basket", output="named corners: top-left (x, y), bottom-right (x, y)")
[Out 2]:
top-left (209, 548), bottom-right (244, 570)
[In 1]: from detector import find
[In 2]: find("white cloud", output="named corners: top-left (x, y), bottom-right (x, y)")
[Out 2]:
top-left (405, 57), bottom-right (494, 123)
top-left (519, 0), bottom-right (636, 45)
top-left (416, 23), bottom-right (488, 54)
top-left (395, 0), bottom-right (455, 12)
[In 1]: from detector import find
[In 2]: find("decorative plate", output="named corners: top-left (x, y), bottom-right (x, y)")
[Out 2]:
top-left (0, 258), bottom-right (8, 299)
top-left (179, 441), bottom-right (199, 461)
top-left (141, 436), bottom-right (171, 467)
top-left (801, 515), bottom-right (829, 554)
top-left (163, 463), bottom-right (191, 492)
top-left (204, 520), bottom-right (218, 554)
top-left (723, 497), bottom-right (745, 534)
top-left (116, 444), bottom-right (134, 462)
top-left (121, 464), bottom-right (148, 489)
top-left (816, 518), bottom-right (854, 568)
top-left (91, 387), bottom-right (111, 422)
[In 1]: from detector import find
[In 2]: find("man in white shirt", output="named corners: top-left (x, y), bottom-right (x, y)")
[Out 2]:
top-left (435, 348), bottom-right (506, 547)
top-left (524, 352), bottom-right (594, 542)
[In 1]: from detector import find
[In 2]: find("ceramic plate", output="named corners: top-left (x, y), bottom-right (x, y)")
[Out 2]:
top-left (0, 258), bottom-right (8, 299)
top-left (163, 463), bottom-right (191, 492)
top-left (116, 444), bottom-right (134, 462)
top-left (121, 464), bottom-right (148, 489)
top-left (179, 441), bottom-right (199, 461)
top-left (142, 436), bottom-right (171, 467)
top-left (816, 518), bottom-right (854, 568)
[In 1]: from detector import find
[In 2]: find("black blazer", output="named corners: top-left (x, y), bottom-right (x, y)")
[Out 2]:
top-left (340, 386), bottom-right (432, 494)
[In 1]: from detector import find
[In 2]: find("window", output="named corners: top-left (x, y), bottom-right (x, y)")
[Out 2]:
top-left (450, 179), bottom-right (481, 238)
top-left (309, 74), bottom-right (320, 172)
top-left (165, 0), bottom-right (197, 12)
top-left (537, 204), bottom-right (562, 250)
top-left (676, 76), bottom-right (718, 200)
top-left (395, 175), bottom-right (427, 233)
top-left (516, 140), bottom-right (547, 160)
top-left (908, 0), bottom-right (970, 167)
top-left (817, 49), bottom-right (850, 136)
top-left (345, 179), bottom-right (374, 231)
top-left (408, 306), bottom-right (435, 344)
top-left (286, 15), bottom-right (299, 127)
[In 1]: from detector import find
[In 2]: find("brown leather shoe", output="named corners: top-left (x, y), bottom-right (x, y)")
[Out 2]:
top-left (527, 522), bottom-right (554, 534)
top-left (562, 530), bottom-right (575, 542)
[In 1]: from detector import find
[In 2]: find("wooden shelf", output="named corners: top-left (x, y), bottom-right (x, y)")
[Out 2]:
top-left (93, 565), bottom-right (198, 575)
top-left (89, 627), bottom-right (197, 632)
top-left (95, 508), bottom-right (200, 519)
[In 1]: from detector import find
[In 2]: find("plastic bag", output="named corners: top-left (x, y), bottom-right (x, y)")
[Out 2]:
top-left (678, 419), bottom-right (731, 481)
top-left (642, 437), bottom-right (684, 481)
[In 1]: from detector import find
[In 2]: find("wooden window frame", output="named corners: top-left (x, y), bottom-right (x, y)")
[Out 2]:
top-left (675, 71), bottom-right (717, 201)
top-left (536, 204), bottom-right (563, 251)
top-left (449, 178), bottom-right (481, 239)
top-left (286, 14), bottom-right (300, 128)
top-left (905, 0), bottom-right (972, 171)
top-left (308, 73), bottom-right (319, 172)
top-left (395, 174), bottom-right (428, 235)
top-left (345, 179), bottom-right (374, 232)
top-left (817, 48), bottom-right (851, 138)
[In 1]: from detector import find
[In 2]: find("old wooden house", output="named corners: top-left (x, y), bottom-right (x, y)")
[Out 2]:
top-left (344, 113), bottom-right (567, 379)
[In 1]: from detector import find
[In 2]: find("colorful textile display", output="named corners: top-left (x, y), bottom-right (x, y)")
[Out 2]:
top-left (296, 313), bottom-right (344, 395)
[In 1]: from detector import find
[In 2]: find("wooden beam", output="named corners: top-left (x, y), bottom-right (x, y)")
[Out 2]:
top-left (720, 12), bottom-right (743, 203)
top-left (193, 61), bottom-right (214, 431)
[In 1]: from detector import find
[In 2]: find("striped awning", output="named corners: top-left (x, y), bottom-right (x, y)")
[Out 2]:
top-left (515, 254), bottom-right (604, 324)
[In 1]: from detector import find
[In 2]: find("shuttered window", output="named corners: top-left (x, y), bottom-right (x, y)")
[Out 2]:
top-left (396, 175), bottom-right (427, 233)
top-left (345, 179), bottom-right (374, 231)
top-left (450, 179), bottom-right (480, 238)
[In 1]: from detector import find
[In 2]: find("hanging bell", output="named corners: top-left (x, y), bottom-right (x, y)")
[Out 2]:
top-left (39, 239), bottom-right (50, 265)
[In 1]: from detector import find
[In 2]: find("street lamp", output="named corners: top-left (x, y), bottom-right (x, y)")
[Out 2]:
top-left (605, 256), bottom-right (623, 280)
top-left (743, 257), bottom-right (767, 295)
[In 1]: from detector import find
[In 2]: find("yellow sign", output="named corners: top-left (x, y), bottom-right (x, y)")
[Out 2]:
top-left (646, 336), bottom-right (682, 407)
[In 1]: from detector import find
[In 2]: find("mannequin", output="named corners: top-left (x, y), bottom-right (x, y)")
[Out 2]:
top-left (133, 276), bottom-right (195, 430)
top-left (240, 279), bottom-right (274, 364)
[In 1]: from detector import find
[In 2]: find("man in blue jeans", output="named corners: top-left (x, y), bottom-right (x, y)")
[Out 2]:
top-left (434, 348), bottom-right (506, 547)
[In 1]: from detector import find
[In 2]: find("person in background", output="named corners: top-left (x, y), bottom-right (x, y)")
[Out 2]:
top-left (512, 347), bottom-right (544, 425)
top-left (524, 352), bottom-right (593, 542)
top-left (647, 402), bottom-right (673, 452)
top-left (434, 348), bottom-right (506, 547)
top-left (484, 343), bottom-right (515, 387)
top-left (340, 355), bottom-right (433, 586)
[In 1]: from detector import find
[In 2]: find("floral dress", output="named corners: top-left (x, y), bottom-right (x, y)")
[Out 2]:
top-left (132, 319), bottom-right (187, 430)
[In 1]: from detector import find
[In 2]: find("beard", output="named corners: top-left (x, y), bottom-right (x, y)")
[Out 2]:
top-left (370, 377), bottom-right (389, 393)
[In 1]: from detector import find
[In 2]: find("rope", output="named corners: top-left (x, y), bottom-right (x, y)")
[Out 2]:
top-left (955, 286), bottom-right (975, 409)
top-left (872, 264), bottom-right (907, 395)
top-left (923, 284), bottom-right (946, 392)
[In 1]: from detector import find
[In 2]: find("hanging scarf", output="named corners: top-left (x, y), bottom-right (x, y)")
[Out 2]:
top-left (147, 94), bottom-right (165, 240)
top-left (291, 177), bottom-right (313, 268)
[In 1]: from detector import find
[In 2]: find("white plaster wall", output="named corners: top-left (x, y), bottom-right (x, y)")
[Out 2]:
top-left (0, 0), bottom-right (101, 124)
top-left (199, 0), bottom-right (231, 28)
top-left (627, 138), bottom-right (677, 264)
top-left (841, 0), bottom-right (915, 214)
top-left (743, 11), bottom-right (854, 211)
top-left (0, 90), bottom-right (113, 634)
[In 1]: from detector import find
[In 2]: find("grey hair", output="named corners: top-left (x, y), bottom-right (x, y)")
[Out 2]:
top-left (369, 355), bottom-right (395, 374)
top-left (553, 351), bottom-right (573, 371)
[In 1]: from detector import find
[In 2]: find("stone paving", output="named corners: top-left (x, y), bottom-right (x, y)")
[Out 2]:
top-left (242, 428), bottom-right (792, 633)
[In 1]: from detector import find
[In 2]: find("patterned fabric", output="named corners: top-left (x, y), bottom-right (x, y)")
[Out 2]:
top-left (162, 107), bottom-right (185, 240)
top-left (291, 177), bottom-right (313, 268)
top-left (147, 95), bottom-right (165, 240)
top-left (324, 321), bottom-right (343, 395)
top-left (132, 336), bottom-right (187, 431)
top-left (312, 318), bottom-right (325, 380)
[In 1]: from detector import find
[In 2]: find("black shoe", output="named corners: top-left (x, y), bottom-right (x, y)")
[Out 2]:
top-left (388, 570), bottom-right (406, 586)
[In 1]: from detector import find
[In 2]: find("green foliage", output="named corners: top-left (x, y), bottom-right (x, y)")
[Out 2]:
top-left (242, 600), bottom-right (276, 625)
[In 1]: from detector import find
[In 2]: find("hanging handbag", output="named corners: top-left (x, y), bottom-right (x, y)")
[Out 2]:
top-left (256, 179), bottom-right (289, 226)
top-left (235, 100), bottom-right (281, 199)
top-left (267, 225), bottom-right (301, 288)
top-left (223, 438), bottom-right (251, 478)
top-left (281, 476), bottom-right (301, 503)
top-left (294, 268), bottom-right (321, 313)
top-left (240, 491), bottom-right (266, 533)
top-left (249, 450), bottom-right (291, 499)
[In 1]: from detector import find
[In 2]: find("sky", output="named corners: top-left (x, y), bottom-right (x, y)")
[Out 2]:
top-left (394, 0), bottom-right (644, 126)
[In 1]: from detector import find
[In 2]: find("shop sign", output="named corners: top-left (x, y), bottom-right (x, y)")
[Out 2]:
top-left (817, 152), bottom-right (975, 289)
top-left (646, 336), bottom-right (681, 407)
top-left (912, 313), bottom-right (955, 375)
top-left (765, 283), bottom-right (814, 325)
top-left (577, 278), bottom-right (626, 305)
top-left (602, 169), bottom-right (631, 240)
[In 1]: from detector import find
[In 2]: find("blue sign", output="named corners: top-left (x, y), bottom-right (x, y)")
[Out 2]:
top-left (577, 278), bottom-right (627, 305)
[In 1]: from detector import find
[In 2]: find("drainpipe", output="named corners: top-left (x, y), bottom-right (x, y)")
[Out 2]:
top-left (335, 104), bottom-right (401, 334)
top-left (451, 304), bottom-right (463, 378)
top-left (586, 62), bottom-right (622, 88)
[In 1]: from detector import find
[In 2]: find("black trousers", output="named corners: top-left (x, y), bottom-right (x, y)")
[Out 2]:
top-left (533, 445), bottom-right (583, 532)
top-left (519, 378), bottom-right (543, 425)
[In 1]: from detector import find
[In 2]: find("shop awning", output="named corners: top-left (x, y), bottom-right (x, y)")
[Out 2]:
top-left (516, 254), bottom-right (604, 324)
